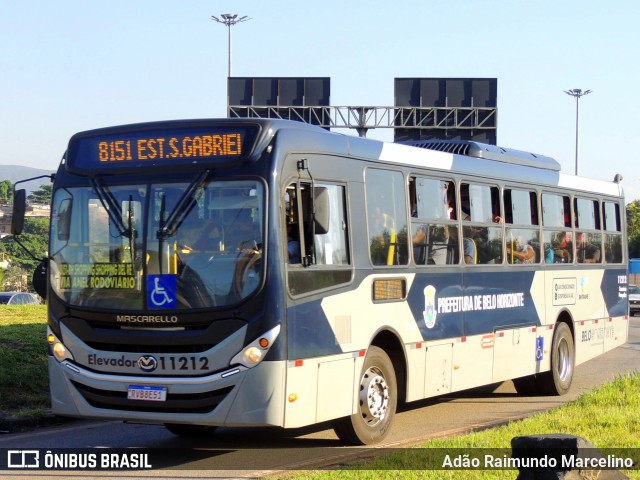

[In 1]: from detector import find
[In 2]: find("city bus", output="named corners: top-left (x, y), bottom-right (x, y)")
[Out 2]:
top-left (12, 118), bottom-right (629, 445)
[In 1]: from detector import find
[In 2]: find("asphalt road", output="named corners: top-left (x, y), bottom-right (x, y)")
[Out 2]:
top-left (1, 317), bottom-right (639, 478)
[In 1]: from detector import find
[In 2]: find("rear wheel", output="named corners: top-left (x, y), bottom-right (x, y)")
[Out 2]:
top-left (536, 322), bottom-right (575, 395)
top-left (333, 346), bottom-right (397, 445)
top-left (164, 424), bottom-right (217, 437)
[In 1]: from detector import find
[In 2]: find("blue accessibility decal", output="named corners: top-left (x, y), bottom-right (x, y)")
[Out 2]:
top-left (535, 336), bottom-right (544, 361)
top-left (147, 275), bottom-right (177, 309)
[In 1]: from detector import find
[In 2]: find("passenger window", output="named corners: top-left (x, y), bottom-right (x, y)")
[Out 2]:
top-left (542, 193), bottom-right (572, 264)
top-left (409, 177), bottom-right (459, 265)
top-left (314, 185), bottom-right (349, 266)
top-left (286, 180), bottom-right (352, 295)
top-left (604, 202), bottom-right (621, 232)
top-left (576, 231), bottom-right (602, 264)
top-left (505, 188), bottom-right (539, 264)
top-left (543, 230), bottom-right (572, 264)
top-left (574, 198), bottom-right (600, 230)
top-left (366, 169), bottom-right (408, 266)
top-left (574, 198), bottom-right (601, 264)
top-left (542, 193), bottom-right (571, 228)
top-left (460, 182), bottom-right (503, 264)
top-left (603, 201), bottom-right (623, 263)
top-left (285, 182), bottom-right (349, 266)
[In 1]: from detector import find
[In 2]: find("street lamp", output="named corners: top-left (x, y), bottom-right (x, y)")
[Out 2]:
top-left (564, 88), bottom-right (592, 176)
top-left (211, 14), bottom-right (250, 78)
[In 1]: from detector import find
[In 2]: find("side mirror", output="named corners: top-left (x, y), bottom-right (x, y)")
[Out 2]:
top-left (11, 189), bottom-right (26, 235)
top-left (56, 198), bottom-right (73, 241)
top-left (314, 187), bottom-right (330, 235)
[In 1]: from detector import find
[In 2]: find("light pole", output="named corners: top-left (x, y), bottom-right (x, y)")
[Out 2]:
top-left (564, 88), bottom-right (592, 176)
top-left (211, 14), bottom-right (250, 78)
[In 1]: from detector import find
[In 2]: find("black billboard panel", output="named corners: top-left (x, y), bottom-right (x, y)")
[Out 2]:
top-left (394, 78), bottom-right (497, 144)
top-left (228, 78), bottom-right (252, 106)
top-left (228, 77), bottom-right (330, 128)
top-left (278, 78), bottom-right (304, 106)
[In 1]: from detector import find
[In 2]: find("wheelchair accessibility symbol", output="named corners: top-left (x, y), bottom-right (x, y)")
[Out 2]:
top-left (535, 336), bottom-right (544, 361)
top-left (147, 275), bottom-right (177, 309)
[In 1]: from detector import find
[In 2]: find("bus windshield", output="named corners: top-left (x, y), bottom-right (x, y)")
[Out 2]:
top-left (49, 179), bottom-right (264, 310)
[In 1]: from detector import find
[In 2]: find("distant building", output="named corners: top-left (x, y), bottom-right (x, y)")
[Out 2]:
top-left (0, 205), bottom-right (12, 239)
top-left (0, 203), bottom-right (49, 239)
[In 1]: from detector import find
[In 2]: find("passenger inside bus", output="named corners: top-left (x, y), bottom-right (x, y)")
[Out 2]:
top-left (463, 237), bottom-right (477, 264)
top-left (507, 236), bottom-right (536, 264)
top-left (551, 231), bottom-right (571, 263)
top-left (576, 232), bottom-right (601, 263)
top-left (287, 223), bottom-right (301, 263)
top-left (410, 180), bottom-right (458, 265)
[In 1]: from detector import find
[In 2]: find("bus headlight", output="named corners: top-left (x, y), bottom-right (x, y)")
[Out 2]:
top-left (47, 328), bottom-right (74, 362)
top-left (53, 342), bottom-right (68, 361)
top-left (231, 324), bottom-right (280, 368)
top-left (243, 347), bottom-right (262, 364)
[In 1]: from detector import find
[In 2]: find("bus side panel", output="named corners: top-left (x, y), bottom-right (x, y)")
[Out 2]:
top-left (316, 356), bottom-right (356, 423)
top-left (603, 316), bottom-right (629, 352)
top-left (492, 325), bottom-right (539, 382)
top-left (283, 357), bottom-right (318, 428)
top-left (405, 342), bottom-right (426, 401)
top-left (450, 334), bottom-right (494, 392)
top-left (283, 353), bottom-right (363, 428)
top-left (602, 268), bottom-right (630, 352)
top-left (424, 342), bottom-right (453, 397)
top-left (542, 267), bottom-right (629, 366)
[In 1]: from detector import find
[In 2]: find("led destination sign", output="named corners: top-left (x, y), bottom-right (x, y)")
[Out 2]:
top-left (67, 124), bottom-right (259, 172)
top-left (97, 132), bottom-right (243, 162)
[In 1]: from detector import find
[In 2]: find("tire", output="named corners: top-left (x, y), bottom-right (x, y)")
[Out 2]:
top-left (164, 424), bottom-right (217, 437)
top-left (536, 322), bottom-right (575, 396)
top-left (332, 346), bottom-right (397, 445)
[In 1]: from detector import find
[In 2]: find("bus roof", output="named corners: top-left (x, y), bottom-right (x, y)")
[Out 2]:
top-left (64, 118), bottom-right (623, 199)
top-left (398, 139), bottom-right (561, 172)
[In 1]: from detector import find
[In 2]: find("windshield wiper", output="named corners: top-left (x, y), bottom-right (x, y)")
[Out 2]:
top-left (91, 178), bottom-right (132, 239)
top-left (157, 170), bottom-right (211, 241)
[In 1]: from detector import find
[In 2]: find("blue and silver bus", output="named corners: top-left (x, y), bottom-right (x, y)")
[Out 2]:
top-left (12, 118), bottom-right (629, 444)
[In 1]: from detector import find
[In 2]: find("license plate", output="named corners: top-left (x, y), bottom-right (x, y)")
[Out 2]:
top-left (127, 385), bottom-right (167, 402)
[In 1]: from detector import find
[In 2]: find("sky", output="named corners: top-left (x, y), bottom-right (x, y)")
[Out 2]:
top-left (1, 0), bottom-right (639, 201)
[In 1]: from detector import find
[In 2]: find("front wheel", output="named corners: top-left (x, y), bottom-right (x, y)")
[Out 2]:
top-left (332, 346), bottom-right (397, 445)
top-left (536, 322), bottom-right (575, 395)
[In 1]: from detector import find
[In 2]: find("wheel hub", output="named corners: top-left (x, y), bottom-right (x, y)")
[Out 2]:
top-left (359, 366), bottom-right (389, 426)
top-left (556, 338), bottom-right (571, 381)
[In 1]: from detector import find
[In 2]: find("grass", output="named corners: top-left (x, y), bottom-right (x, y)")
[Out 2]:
top-left (276, 372), bottom-right (640, 479)
top-left (0, 305), bottom-right (49, 423)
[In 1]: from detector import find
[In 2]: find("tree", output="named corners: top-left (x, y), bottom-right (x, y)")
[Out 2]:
top-left (0, 179), bottom-right (13, 204)
top-left (627, 200), bottom-right (640, 258)
top-left (27, 184), bottom-right (52, 204)
top-left (0, 218), bottom-right (48, 290)
top-left (2, 265), bottom-right (28, 292)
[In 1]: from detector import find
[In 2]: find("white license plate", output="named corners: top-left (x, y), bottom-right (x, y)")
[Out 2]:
top-left (127, 385), bottom-right (167, 402)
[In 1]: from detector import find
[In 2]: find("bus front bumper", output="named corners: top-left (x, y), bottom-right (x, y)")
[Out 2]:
top-left (48, 356), bottom-right (286, 427)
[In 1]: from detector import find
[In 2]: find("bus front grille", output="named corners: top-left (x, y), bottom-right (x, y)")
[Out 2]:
top-left (71, 381), bottom-right (233, 414)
